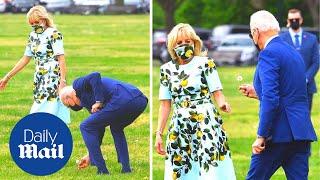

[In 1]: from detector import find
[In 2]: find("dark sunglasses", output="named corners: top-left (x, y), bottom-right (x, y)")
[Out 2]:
top-left (289, 18), bottom-right (300, 22)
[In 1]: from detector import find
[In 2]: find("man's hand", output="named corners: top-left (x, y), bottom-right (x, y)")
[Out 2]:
top-left (239, 84), bottom-right (258, 99)
top-left (91, 102), bottom-right (103, 113)
top-left (252, 137), bottom-right (266, 154)
top-left (77, 155), bottom-right (90, 169)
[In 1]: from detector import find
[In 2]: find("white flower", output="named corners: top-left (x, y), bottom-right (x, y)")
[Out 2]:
top-left (236, 75), bottom-right (243, 82)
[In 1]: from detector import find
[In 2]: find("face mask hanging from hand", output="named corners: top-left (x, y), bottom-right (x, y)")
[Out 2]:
top-left (32, 24), bottom-right (45, 34)
top-left (174, 44), bottom-right (195, 62)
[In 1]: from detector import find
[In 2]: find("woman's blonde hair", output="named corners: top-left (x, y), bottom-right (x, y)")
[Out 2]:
top-left (167, 23), bottom-right (206, 60)
top-left (27, 5), bottom-right (55, 28)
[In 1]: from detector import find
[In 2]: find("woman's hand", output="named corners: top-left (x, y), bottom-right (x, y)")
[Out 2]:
top-left (212, 90), bottom-right (231, 113)
top-left (219, 101), bottom-right (231, 113)
top-left (155, 132), bottom-right (166, 155)
top-left (0, 56), bottom-right (31, 91)
top-left (57, 55), bottom-right (67, 93)
top-left (58, 80), bottom-right (67, 94)
top-left (91, 102), bottom-right (103, 113)
top-left (156, 100), bottom-right (171, 156)
top-left (0, 77), bottom-right (9, 91)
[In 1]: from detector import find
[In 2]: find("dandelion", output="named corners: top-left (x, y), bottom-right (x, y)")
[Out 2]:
top-left (236, 75), bottom-right (243, 82)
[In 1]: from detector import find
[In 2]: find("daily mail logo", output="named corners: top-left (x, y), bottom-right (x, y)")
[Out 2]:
top-left (18, 129), bottom-right (64, 159)
top-left (9, 113), bottom-right (72, 176)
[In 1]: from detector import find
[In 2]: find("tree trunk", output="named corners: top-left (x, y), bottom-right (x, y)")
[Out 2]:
top-left (306, 0), bottom-right (319, 29)
top-left (164, 4), bottom-right (175, 32)
top-left (115, 0), bottom-right (124, 6)
top-left (250, 0), bottom-right (265, 9)
top-left (157, 0), bottom-right (184, 32)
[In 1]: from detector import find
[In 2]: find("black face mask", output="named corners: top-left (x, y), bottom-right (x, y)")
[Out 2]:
top-left (70, 104), bottom-right (82, 111)
top-left (249, 33), bottom-right (261, 51)
top-left (289, 19), bottom-right (300, 30)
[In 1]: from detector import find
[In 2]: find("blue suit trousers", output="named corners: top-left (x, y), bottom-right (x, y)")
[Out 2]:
top-left (79, 95), bottom-right (148, 174)
top-left (246, 141), bottom-right (310, 180)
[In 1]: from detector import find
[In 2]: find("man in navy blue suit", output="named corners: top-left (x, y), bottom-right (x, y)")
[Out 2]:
top-left (59, 72), bottom-right (148, 174)
top-left (239, 10), bottom-right (317, 180)
top-left (280, 8), bottom-right (319, 111)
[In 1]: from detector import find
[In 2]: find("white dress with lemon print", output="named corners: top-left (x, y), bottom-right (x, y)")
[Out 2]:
top-left (159, 56), bottom-right (236, 180)
top-left (24, 27), bottom-right (70, 124)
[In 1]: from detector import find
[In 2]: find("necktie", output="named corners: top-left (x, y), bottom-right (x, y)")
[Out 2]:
top-left (294, 34), bottom-right (300, 49)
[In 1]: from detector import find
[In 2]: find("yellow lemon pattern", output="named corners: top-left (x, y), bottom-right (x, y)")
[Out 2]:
top-left (169, 131), bottom-right (178, 141)
top-left (196, 130), bottom-right (203, 139)
top-left (35, 26), bottom-right (44, 34)
top-left (180, 79), bottom-right (188, 87)
top-left (182, 100), bottom-right (190, 108)
top-left (185, 49), bottom-right (193, 58)
top-left (172, 172), bottom-right (178, 180)
top-left (52, 32), bottom-right (59, 39)
top-left (208, 59), bottom-right (216, 68)
top-left (173, 155), bottom-right (182, 162)
top-left (197, 113), bottom-right (204, 122)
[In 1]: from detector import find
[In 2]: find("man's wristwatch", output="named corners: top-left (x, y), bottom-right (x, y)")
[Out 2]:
top-left (95, 101), bottom-right (103, 108)
top-left (257, 135), bottom-right (265, 139)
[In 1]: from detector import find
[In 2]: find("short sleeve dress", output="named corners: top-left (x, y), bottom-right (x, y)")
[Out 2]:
top-left (24, 27), bottom-right (70, 124)
top-left (159, 56), bottom-right (236, 180)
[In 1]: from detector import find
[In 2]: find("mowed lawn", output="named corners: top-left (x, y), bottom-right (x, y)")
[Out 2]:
top-left (0, 14), bottom-right (149, 179)
top-left (152, 60), bottom-right (320, 180)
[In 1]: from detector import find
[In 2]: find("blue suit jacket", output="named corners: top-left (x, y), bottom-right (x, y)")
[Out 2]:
top-left (72, 72), bottom-right (143, 112)
top-left (280, 31), bottom-right (319, 94)
top-left (254, 36), bottom-right (317, 143)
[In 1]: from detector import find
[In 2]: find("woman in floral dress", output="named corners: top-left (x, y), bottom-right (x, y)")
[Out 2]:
top-left (0, 6), bottom-right (70, 124)
top-left (155, 23), bottom-right (236, 179)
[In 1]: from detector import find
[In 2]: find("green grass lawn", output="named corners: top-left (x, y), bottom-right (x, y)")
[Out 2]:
top-left (0, 14), bottom-right (149, 179)
top-left (152, 60), bottom-right (320, 180)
